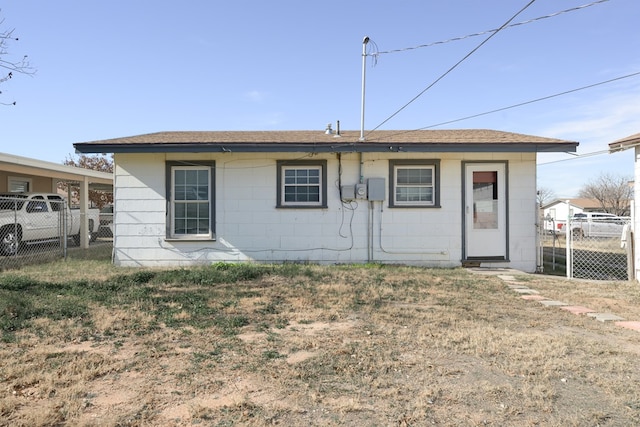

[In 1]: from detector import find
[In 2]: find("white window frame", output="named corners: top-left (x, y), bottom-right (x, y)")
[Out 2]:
top-left (389, 160), bottom-right (440, 208)
top-left (8, 176), bottom-right (32, 193)
top-left (166, 162), bottom-right (215, 239)
top-left (277, 160), bottom-right (327, 208)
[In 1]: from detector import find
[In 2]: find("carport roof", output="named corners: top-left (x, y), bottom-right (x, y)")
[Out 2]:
top-left (0, 152), bottom-right (113, 189)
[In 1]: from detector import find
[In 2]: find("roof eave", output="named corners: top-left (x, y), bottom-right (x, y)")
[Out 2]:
top-left (609, 133), bottom-right (640, 153)
top-left (609, 141), bottom-right (640, 153)
top-left (74, 142), bottom-right (578, 154)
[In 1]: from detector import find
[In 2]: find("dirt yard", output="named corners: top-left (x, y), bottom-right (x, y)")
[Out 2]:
top-left (1, 262), bottom-right (640, 426)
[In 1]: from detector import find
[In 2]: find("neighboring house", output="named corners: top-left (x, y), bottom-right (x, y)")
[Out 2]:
top-left (0, 152), bottom-right (113, 248)
top-left (540, 199), bottom-right (585, 233)
top-left (540, 198), bottom-right (614, 232)
top-left (609, 132), bottom-right (640, 281)
top-left (0, 152), bottom-right (112, 194)
top-left (74, 129), bottom-right (578, 272)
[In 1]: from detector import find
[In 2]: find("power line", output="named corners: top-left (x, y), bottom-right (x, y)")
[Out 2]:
top-left (373, 0), bottom-right (610, 56)
top-left (421, 72), bottom-right (640, 130)
top-left (538, 149), bottom-right (612, 165)
top-left (368, 0), bottom-right (538, 135)
top-left (365, 70), bottom-right (640, 143)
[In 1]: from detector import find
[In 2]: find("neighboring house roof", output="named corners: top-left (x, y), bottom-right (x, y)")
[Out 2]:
top-left (74, 130), bottom-right (578, 154)
top-left (609, 132), bottom-right (640, 153)
top-left (541, 198), bottom-right (622, 212)
top-left (0, 151), bottom-right (113, 189)
top-left (565, 198), bottom-right (605, 210)
top-left (541, 199), bottom-right (584, 210)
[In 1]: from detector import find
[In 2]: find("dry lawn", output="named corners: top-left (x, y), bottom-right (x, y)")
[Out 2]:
top-left (1, 257), bottom-right (640, 426)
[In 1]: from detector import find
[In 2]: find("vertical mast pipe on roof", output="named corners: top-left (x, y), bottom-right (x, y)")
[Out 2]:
top-left (360, 36), bottom-right (369, 142)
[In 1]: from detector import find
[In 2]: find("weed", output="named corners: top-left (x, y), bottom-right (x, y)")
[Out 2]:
top-left (157, 263), bottom-right (274, 285)
top-left (262, 350), bottom-right (284, 360)
top-left (273, 316), bottom-right (289, 329)
top-left (214, 314), bottom-right (250, 335)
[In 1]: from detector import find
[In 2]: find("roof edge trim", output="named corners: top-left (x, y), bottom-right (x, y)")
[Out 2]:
top-left (74, 142), bottom-right (579, 154)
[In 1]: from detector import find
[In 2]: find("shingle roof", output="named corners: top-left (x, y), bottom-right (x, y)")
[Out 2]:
top-left (609, 132), bottom-right (640, 152)
top-left (542, 198), bottom-right (627, 211)
top-left (74, 129), bottom-right (578, 154)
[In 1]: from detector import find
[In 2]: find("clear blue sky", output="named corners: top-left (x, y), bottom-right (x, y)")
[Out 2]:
top-left (2, 0), bottom-right (639, 198)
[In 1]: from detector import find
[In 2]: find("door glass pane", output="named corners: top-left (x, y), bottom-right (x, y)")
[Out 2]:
top-left (473, 171), bottom-right (498, 229)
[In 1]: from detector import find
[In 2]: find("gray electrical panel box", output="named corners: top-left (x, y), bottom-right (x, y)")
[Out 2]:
top-left (367, 178), bottom-right (385, 201)
top-left (341, 185), bottom-right (356, 200)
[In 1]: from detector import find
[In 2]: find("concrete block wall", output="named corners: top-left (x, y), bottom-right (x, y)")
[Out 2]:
top-left (112, 151), bottom-right (538, 270)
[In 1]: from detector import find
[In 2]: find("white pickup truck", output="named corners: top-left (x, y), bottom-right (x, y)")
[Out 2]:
top-left (556, 212), bottom-right (629, 238)
top-left (0, 193), bottom-right (100, 255)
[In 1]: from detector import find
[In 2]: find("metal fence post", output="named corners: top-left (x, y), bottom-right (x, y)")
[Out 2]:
top-left (624, 225), bottom-right (634, 282)
top-left (565, 200), bottom-right (572, 279)
top-left (63, 203), bottom-right (68, 259)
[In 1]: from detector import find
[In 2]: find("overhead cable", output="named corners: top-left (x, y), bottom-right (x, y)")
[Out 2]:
top-left (373, 0), bottom-right (610, 57)
top-left (419, 71), bottom-right (640, 130)
top-left (365, 70), bottom-right (640, 143)
top-left (538, 149), bottom-right (615, 165)
top-left (368, 0), bottom-right (538, 135)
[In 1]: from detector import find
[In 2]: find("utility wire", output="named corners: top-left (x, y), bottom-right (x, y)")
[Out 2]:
top-left (373, 0), bottom-right (610, 56)
top-left (368, 0), bottom-right (538, 136)
top-left (366, 70), bottom-right (640, 139)
top-left (431, 71), bottom-right (640, 128)
top-left (538, 149), bottom-right (613, 165)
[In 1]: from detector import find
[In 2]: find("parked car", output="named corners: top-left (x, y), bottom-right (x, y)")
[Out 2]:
top-left (0, 193), bottom-right (100, 255)
top-left (98, 204), bottom-right (113, 237)
top-left (557, 212), bottom-right (629, 238)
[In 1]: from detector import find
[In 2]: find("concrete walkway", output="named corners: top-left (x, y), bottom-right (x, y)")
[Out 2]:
top-left (468, 268), bottom-right (640, 333)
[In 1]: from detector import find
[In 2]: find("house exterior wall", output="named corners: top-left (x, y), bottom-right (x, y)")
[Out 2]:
top-left (112, 151), bottom-right (538, 271)
top-left (0, 172), bottom-right (55, 193)
top-left (634, 146), bottom-right (640, 281)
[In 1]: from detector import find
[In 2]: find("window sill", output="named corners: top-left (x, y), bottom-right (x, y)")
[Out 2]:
top-left (388, 205), bottom-right (441, 209)
top-left (276, 205), bottom-right (328, 209)
top-left (165, 237), bottom-right (216, 242)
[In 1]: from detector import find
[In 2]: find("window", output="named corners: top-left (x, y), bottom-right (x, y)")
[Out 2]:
top-left (26, 196), bottom-right (48, 213)
top-left (47, 195), bottom-right (65, 212)
top-left (166, 161), bottom-right (215, 239)
top-left (389, 160), bottom-right (440, 208)
top-left (277, 160), bottom-right (327, 208)
top-left (8, 177), bottom-right (31, 193)
top-left (0, 193), bottom-right (26, 210)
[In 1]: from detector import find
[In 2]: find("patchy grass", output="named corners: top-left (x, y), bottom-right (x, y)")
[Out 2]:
top-left (1, 260), bottom-right (640, 426)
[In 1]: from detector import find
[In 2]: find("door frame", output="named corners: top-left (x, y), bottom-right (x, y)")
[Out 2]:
top-left (461, 161), bottom-right (509, 262)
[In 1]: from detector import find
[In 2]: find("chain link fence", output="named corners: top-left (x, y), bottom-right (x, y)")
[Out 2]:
top-left (540, 213), bottom-right (632, 281)
top-left (0, 194), bottom-right (108, 270)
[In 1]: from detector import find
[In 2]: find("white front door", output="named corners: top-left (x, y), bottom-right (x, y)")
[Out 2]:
top-left (464, 163), bottom-right (507, 259)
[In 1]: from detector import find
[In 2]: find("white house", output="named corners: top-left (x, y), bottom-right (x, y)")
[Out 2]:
top-left (541, 200), bottom-right (581, 234)
top-left (74, 129), bottom-right (578, 272)
top-left (540, 198), bottom-right (606, 233)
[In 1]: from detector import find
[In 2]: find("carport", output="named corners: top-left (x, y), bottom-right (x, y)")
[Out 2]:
top-left (0, 152), bottom-right (113, 249)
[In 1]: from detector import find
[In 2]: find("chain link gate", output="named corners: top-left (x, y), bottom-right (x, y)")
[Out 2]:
top-left (540, 212), bottom-right (632, 281)
top-left (566, 215), bottom-right (632, 281)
